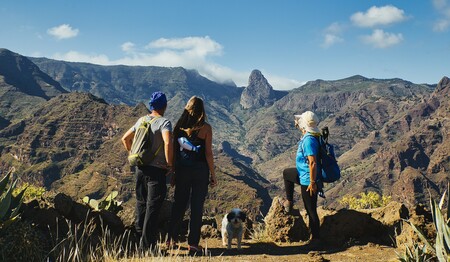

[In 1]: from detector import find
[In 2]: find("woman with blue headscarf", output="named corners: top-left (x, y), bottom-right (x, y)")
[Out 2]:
top-left (281, 111), bottom-right (321, 249)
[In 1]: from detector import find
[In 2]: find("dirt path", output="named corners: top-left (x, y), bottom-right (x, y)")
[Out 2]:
top-left (164, 238), bottom-right (400, 261)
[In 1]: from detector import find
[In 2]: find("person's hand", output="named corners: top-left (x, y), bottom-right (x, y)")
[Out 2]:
top-left (209, 174), bottom-right (217, 188)
top-left (306, 181), bottom-right (317, 196)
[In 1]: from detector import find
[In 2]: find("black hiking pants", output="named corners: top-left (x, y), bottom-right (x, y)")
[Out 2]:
top-left (168, 162), bottom-right (209, 246)
top-left (135, 165), bottom-right (167, 250)
top-left (283, 167), bottom-right (320, 240)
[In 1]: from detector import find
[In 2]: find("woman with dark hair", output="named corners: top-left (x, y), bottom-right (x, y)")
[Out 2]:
top-left (167, 96), bottom-right (217, 253)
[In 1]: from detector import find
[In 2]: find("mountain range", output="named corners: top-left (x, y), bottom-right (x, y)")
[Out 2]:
top-left (0, 48), bottom-right (448, 219)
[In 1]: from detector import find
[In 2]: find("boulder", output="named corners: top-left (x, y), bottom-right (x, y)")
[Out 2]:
top-left (319, 208), bottom-right (389, 245)
top-left (264, 197), bottom-right (309, 242)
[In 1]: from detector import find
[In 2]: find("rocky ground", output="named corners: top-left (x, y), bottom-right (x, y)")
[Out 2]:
top-left (4, 193), bottom-right (430, 262)
top-left (161, 238), bottom-right (399, 261)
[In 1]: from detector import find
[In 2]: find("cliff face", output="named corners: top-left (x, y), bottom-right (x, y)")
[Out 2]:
top-left (0, 49), bottom-right (66, 121)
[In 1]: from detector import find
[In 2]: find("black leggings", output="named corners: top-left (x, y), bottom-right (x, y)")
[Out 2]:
top-left (283, 167), bottom-right (320, 239)
top-left (168, 163), bottom-right (209, 246)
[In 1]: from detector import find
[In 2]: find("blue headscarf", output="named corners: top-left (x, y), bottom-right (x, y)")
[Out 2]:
top-left (148, 91), bottom-right (167, 111)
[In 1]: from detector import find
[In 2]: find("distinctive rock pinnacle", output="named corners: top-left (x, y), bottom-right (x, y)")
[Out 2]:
top-left (240, 69), bottom-right (277, 109)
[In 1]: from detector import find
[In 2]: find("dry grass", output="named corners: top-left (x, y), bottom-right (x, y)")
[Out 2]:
top-left (48, 215), bottom-right (216, 262)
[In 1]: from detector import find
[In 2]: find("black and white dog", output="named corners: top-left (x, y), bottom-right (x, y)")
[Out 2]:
top-left (221, 208), bottom-right (246, 250)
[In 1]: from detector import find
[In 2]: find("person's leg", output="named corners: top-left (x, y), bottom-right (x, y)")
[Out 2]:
top-left (301, 185), bottom-right (320, 240)
top-left (134, 167), bottom-right (147, 236)
top-left (283, 168), bottom-right (300, 202)
top-left (141, 166), bottom-right (167, 249)
top-left (168, 167), bottom-right (192, 242)
top-left (187, 164), bottom-right (209, 247)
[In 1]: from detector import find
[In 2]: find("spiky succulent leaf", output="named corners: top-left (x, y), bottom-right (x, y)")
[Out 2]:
top-left (447, 182), bottom-right (449, 226)
top-left (435, 236), bottom-right (445, 262)
top-left (409, 222), bottom-right (436, 253)
top-left (0, 180), bottom-right (16, 220)
top-left (439, 188), bottom-right (447, 210)
top-left (11, 187), bottom-right (27, 207)
top-left (0, 171), bottom-right (11, 195)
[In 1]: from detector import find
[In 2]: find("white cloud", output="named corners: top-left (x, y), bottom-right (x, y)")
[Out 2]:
top-left (321, 23), bottom-right (344, 48)
top-left (146, 36), bottom-right (223, 57)
top-left (362, 29), bottom-right (403, 48)
top-left (264, 74), bottom-right (303, 90)
top-left (433, 19), bottom-right (450, 31)
top-left (52, 51), bottom-right (111, 64)
top-left (433, 0), bottom-right (447, 9)
top-left (322, 34), bottom-right (344, 48)
top-left (432, 0), bottom-right (450, 32)
top-left (48, 36), bottom-right (300, 90)
top-left (47, 24), bottom-right (79, 39)
top-left (351, 5), bottom-right (407, 27)
top-left (121, 42), bottom-right (135, 52)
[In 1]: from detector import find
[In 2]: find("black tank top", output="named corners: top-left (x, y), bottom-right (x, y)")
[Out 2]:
top-left (177, 129), bottom-right (206, 165)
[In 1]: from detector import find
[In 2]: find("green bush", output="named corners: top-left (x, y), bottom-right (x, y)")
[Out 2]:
top-left (340, 191), bottom-right (391, 209)
top-left (13, 182), bottom-right (46, 202)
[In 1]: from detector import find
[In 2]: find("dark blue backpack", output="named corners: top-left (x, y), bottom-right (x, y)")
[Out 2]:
top-left (315, 127), bottom-right (341, 183)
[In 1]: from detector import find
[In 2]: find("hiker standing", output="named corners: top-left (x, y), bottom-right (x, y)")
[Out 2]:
top-left (167, 96), bottom-right (217, 253)
top-left (281, 111), bottom-right (321, 247)
top-left (121, 91), bottom-right (173, 251)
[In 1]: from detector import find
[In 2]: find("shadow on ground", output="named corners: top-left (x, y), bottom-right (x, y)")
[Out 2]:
top-left (205, 242), bottom-right (349, 257)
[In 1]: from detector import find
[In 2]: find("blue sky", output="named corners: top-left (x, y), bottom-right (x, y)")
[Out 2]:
top-left (1, 0), bottom-right (449, 89)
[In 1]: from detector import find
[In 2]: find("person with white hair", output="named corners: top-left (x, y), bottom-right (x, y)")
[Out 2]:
top-left (280, 110), bottom-right (322, 249)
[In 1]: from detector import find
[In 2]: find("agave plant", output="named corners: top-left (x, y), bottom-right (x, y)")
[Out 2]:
top-left (0, 169), bottom-right (27, 228)
top-left (399, 182), bottom-right (450, 262)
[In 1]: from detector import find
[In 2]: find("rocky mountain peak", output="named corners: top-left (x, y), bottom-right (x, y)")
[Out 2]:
top-left (240, 69), bottom-right (277, 109)
top-left (248, 69), bottom-right (267, 84)
top-left (435, 76), bottom-right (450, 94)
top-left (0, 48), bottom-right (66, 99)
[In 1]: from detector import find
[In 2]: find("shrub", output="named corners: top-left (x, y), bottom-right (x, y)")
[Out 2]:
top-left (13, 182), bottom-right (46, 202)
top-left (340, 191), bottom-right (391, 209)
top-left (250, 222), bottom-right (272, 243)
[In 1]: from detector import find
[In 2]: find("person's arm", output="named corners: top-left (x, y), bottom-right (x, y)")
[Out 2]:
top-left (306, 155), bottom-right (318, 196)
top-left (121, 129), bottom-right (134, 152)
top-left (162, 130), bottom-right (173, 171)
top-left (204, 124), bottom-right (217, 187)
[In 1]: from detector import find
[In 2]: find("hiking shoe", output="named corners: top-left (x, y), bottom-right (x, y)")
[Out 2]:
top-left (278, 197), bottom-right (292, 213)
top-left (318, 189), bottom-right (326, 198)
